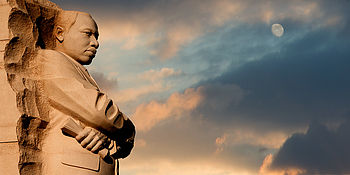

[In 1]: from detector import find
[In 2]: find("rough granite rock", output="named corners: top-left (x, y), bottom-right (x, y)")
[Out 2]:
top-left (3, 0), bottom-right (61, 174)
top-left (0, 1), bottom-right (20, 174)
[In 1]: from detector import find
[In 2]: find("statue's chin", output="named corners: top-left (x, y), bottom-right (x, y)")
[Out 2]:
top-left (78, 54), bottom-right (95, 65)
top-left (80, 58), bottom-right (93, 65)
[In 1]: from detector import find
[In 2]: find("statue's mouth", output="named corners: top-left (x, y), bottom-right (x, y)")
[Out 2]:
top-left (86, 48), bottom-right (97, 55)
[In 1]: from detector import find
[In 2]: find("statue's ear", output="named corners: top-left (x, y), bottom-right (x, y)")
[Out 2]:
top-left (55, 26), bottom-right (64, 43)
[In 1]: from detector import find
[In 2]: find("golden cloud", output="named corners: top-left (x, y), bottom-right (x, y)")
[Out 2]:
top-left (113, 82), bottom-right (168, 103)
top-left (132, 87), bottom-right (204, 132)
top-left (259, 154), bottom-right (305, 175)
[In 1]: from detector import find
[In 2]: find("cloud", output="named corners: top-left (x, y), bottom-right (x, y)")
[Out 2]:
top-left (260, 121), bottom-right (350, 175)
top-left (139, 67), bottom-right (182, 82)
top-left (132, 87), bottom-right (203, 131)
top-left (93, 6), bottom-right (350, 174)
top-left (119, 22), bottom-right (350, 175)
top-left (189, 24), bottom-right (350, 133)
top-left (96, 0), bottom-right (241, 59)
top-left (53, 0), bottom-right (349, 59)
top-left (113, 82), bottom-right (167, 103)
top-left (121, 157), bottom-right (253, 175)
top-left (122, 116), bottom-right (274, 175)
top-left (132, 82), bottom-right (245, 132)
top-left (259, 154), bottom-right (305, 175)
top-left (90, 71), bottom-right (118, 91)
top-left (216, 130), bottom-right (288, 151)
top-left (111, 68), bottom-right (182, 104)
top-left (127, 84), bottom-right (265, 173)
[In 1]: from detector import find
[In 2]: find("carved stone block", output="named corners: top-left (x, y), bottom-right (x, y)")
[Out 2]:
top-left (0, 143), bottom-right (19, 175)
top-left (0, 40), bottom-right (8, 51)
top-left (0, 3), bottom-right (10, 39)
top-left (0, 63), bottom-right (19, 142)
top-left (0, 0), bottom-right (8, 5)
top-left (0, 1), bottom-right (20, 175)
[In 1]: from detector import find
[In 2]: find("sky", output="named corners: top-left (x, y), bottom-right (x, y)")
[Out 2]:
top-left (51, 0), bottom-right (350, 174)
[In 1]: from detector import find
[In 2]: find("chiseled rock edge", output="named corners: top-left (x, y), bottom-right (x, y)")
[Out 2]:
top-left (4, 0), bottom-right (61, 174)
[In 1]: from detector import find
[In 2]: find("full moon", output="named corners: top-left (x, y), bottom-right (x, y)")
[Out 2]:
top-left (271, 23), bottom-right (284, 37)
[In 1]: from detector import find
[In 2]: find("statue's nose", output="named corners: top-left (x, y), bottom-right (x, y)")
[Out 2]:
top-left (90, 36), bottom-right (99, 49)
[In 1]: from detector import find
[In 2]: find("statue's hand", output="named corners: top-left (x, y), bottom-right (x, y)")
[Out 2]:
top-left (75, 127), bottom-right (110, 154)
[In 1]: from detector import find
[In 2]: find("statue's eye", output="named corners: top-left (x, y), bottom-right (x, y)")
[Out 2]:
top-left (84, 31), bottom-right (92, 36)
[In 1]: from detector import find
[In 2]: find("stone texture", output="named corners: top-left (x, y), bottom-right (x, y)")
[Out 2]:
top-left (0, 3), bottom-right (10, 39)
top-left (0, 1), bottom-right (20, 175)
top-left (0, 142), bottom-right (19, 175)
top-left (0, 50), bottom-right (20, 175)
top-left (0, 51), bottom-right (3, 66)
top-left (0, 0), bottom-right (15, 138)
top-left (4, 1), bottom-right (60, 174)
top-left (0, 40), bottom-right (8, 51)
top-left (0, 64), bottom-right (19, 141)
top-left (0, 0), bottom-right (8, 5)
top-left (0, 49), bottom-right (18, 142)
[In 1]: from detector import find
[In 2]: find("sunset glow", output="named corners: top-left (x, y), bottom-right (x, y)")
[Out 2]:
top-left (52, 0), bottom-right (350, 174)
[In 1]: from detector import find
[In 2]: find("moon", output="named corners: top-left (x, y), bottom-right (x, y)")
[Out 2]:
top-left (271, 23), bottom-right (284, 37)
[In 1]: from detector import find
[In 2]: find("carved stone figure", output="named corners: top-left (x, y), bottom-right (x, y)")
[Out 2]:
top-left (1, 0), bottom-right (135, 174)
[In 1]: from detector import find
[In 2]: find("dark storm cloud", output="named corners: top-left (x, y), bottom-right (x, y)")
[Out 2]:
top-left (270, 121), bottom-right (350, 174)
top-left (191, 22), bottom-right (350, 132)
top-left (168, 16), bottom-right (350, 173)
top-left (180, 15), bottom-right (350, 173)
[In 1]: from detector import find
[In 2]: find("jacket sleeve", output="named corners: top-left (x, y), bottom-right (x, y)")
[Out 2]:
top-left (38, 50), bottom-right (135, 157)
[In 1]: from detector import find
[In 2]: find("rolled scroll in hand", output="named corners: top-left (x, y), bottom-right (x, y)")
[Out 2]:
top-left (61, 118), bottom-right (111, 160)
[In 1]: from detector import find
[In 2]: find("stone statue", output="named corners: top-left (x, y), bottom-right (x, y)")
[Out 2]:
top-left (1, 0), bottom-right (135, 174)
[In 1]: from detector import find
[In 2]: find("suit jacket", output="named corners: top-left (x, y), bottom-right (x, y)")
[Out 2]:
top-left (35, 49), bottom-right (135, 175)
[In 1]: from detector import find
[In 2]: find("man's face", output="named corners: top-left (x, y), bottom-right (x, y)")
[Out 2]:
top-left (61, 14), bottom-right (99, 65)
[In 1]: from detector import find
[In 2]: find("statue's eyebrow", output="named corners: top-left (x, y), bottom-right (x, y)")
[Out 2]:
top-left (81, 28), bottom-right (94, 32)
top-left (80, 28), bottom-right (99, 37)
